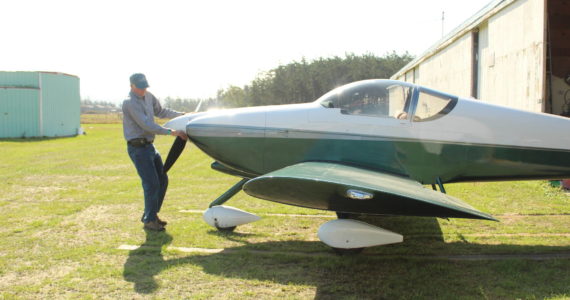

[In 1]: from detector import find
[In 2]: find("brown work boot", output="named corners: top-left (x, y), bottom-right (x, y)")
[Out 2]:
top-left (156, 216), bottom-right (167, 226)
top-left (143, 220), bottom-right (165, 231)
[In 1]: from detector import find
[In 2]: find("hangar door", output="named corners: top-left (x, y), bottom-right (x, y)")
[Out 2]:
top-left (546, 0), bottom-right (570, 116)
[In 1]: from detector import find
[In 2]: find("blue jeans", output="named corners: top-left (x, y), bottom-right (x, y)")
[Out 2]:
top-left (127, 144), bottom-right (168, 223)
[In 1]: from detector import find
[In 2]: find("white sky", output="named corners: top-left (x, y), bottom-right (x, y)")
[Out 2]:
top-left (0, 0), bottom-right (492, 103)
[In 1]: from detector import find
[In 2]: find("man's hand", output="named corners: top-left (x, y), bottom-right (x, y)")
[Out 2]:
top-left (170, 129), bottom-right (188, 141)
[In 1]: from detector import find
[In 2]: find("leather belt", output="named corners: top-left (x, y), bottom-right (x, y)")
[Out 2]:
top-left (127, 138), bottom-right (153, 147)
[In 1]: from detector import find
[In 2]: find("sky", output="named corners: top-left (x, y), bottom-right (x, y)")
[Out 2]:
top-left (0, 0), bottom-right (493, 103)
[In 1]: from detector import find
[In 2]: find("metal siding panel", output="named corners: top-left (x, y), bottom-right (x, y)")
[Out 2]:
top-left (0, 88), bottom-right (40, 138)
top-left (416, 34), bottom-right (473, 97)
top-left (479, 0), bottom-right (544, 112)
top-left (0, 72), bottom-right (39, 88)
top-left (391, 0), bottom-right (513, 80)
top-left (40, 73), bottom-right (80, 137)
top-left (394, 0), bottom-right (545, 113)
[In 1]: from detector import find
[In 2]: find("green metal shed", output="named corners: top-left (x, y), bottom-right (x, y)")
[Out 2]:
top-left (0, 71), bottom-right (80, 138)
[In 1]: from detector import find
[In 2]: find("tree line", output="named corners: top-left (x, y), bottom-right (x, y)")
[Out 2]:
top-left (81, 52), bottom-right (413, 112)
top-left (217, 52), bottom-right (413, 108)
top-left (81, 99), bottom-right (117, 108)
top-left (163, 52), bottom-right (413, 111)
top-left (81, 99), bottom-right (118, 114)
top-left (162, 97), bottom-right (218, 112)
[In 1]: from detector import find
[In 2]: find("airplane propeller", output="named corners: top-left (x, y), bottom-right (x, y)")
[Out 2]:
top-left (163, 136), bottom-right (186, 173)
top-left (163, 99), bottom-right (204, 174)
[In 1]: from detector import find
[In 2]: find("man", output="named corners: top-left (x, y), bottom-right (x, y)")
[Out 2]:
top-left (122, 73), bottom-right (187, 231)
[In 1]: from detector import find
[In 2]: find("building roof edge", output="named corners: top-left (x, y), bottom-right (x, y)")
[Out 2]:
top-left (391, 0), bottom-right (515, 79)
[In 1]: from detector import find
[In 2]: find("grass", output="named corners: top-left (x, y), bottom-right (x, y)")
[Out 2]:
top-left (81, 113), bottom-right (123, 124)
top-left (1, 122), bottom-right (570, 299)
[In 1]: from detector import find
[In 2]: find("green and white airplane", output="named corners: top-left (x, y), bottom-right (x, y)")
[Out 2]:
top-left (165, 79), bottom-right (570, 253)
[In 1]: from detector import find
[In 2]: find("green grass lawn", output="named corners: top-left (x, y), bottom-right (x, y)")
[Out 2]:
top-left (1, 123), bottom-right (570, 299)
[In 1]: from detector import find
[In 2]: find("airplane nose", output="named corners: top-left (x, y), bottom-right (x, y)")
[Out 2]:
top-left (185, 108), bottom-right (266, 137)
top-left (184, 108), bottom-right (267, 175)
top-left (163, 112), bottom-right (208, 132)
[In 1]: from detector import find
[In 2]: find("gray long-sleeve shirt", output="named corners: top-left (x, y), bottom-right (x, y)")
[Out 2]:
top-left (122, 90), bottom-right (184, 142)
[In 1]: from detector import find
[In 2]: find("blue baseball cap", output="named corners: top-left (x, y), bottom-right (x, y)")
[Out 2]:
top-left (130, 73), bottom-right (149, 89)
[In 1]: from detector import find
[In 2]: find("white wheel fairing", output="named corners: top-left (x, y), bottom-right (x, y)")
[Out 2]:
top-left (203, 205), bottom-right (260, 229)
top-left (318, 219), bottom-right (403, 249)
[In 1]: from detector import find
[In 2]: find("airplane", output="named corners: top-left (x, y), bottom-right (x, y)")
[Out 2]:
top-left (163, 79), bottom-right (570, 254)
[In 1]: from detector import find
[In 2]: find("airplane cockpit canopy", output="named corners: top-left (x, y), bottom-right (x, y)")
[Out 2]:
top-left (414, 88), bottom-right (458, 122)
top-left (317, 80), bottom-right (413, 118)
top-left (317, 80), bottom-right (457, 122)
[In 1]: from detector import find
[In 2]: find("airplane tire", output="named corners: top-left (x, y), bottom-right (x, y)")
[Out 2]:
top-left (336, 212), bottom-right (354, 219)
top-left (216, 225), bottom-right (237, 232)
top-left (332, 247), bottom-right (364, 256)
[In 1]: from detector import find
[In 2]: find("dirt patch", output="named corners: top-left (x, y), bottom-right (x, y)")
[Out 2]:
top-left (28, 203), bottom-right (139, 248)
top-left (0, 261), bottom-right (79, 289)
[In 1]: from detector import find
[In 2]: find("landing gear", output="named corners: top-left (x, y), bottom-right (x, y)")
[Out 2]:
top-left (202, 179), bottom-right (401, 254)
top-left (208, 178), bottom-right (249, 208)
top-left (202, 179), bottom-right (260, 232)
top-left (332, 212), bottom-right (365, 254)
top-left (336, 212), bottom-right (358, 219)
top-left (332, 247), bottom-right (364, 256)
top-left (318, 219), bottom-right (403, 255)
top-left (215, 225), bottom-right (237, 232)
top-left (203, 205), bottom-right (260, 232)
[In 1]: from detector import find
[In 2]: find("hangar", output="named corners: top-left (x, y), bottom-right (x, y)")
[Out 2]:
top-left (392, 0), bottom-right (570, 116)
top-left (0, 71), bottom-right (80, 138)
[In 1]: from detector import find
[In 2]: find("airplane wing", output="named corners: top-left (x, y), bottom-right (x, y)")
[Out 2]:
top-left (243, 162), bottom-right (496, 221)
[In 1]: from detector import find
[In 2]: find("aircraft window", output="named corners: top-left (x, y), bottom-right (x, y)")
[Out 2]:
top-left (318, 81), bottom-right (412, 119)
top-left (414, 91), bottom-right (457, 122)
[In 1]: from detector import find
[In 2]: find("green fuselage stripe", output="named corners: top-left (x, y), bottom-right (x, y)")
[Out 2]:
top-left (189, 126), bottom-right (570, 184)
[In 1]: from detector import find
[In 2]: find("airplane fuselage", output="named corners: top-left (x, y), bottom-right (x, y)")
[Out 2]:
top-left (183, 81), bottom-right (570, 185)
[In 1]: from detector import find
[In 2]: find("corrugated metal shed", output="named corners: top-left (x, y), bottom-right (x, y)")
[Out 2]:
top-left (0, 71), bottom-right (80, 138)
top-left (0, 72), bottom-right (39, 88)
top-left (0, 88), bottom-right (40, 138)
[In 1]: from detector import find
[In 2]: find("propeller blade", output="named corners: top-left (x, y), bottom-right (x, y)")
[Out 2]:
top-left (195, 99), bottom-right (203, 112)
top-left (163, 136), bottom-right (186, 173)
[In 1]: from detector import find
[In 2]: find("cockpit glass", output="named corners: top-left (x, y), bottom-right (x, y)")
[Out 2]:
top-left (318, 81), bottom-right (413, 119)
top-left (414, 89), bottom-right (457, 122)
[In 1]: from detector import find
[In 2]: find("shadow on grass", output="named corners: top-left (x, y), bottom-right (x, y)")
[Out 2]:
top-left (123, 217), bottom-right (570, 298)
top-left (123, 230), bottom-right (173, 294)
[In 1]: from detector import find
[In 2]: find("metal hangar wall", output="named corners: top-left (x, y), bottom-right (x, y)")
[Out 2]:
top-left (0, 71), bottom-right (80, 138)
top-left (392, 0), bottom-right (570, 115)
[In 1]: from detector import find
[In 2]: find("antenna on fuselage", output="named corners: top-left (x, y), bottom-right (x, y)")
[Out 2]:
top-left (441, 11), bottom-right (445, 37)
